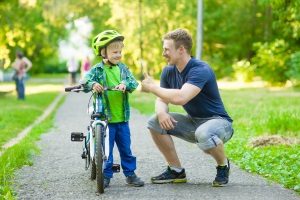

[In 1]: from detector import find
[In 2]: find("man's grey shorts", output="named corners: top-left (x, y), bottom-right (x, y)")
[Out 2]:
top-left (147, 113), bottom-right (234, 151)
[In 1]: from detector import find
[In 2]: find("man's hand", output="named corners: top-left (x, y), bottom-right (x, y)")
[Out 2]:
top-left (141, 73), bottom-right (155, 93)
top-left (115, 83), bottom-right (126, 92)
top-left (92, 83), bottom-right (104, 93)
top-left (157, 112), bottom-right (178, 130)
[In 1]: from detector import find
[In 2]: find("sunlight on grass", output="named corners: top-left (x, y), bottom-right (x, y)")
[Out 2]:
top-left (0, 83), bottom-right (63, 95)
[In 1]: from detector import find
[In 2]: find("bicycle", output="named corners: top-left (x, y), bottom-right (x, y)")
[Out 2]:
top-left (65, 84), bottom-right (120, 194)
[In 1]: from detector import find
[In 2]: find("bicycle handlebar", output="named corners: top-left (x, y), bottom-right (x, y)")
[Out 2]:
top-left (64, 85), bottom-right (122, 93)
top-left (65, 85), bottom-right (82, 92)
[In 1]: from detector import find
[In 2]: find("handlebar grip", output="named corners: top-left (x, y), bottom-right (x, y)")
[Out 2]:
top-left (65, 85), bottom-right (82, 92)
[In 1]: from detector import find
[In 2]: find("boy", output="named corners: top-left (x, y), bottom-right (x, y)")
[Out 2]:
top-left (83, 30), bottom-right (144, 188)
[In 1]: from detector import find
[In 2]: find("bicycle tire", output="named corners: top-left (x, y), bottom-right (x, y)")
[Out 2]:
top-left (90, 143), bottom-right (96, 180)
top-left (95, 124), bottom-right (104, 193)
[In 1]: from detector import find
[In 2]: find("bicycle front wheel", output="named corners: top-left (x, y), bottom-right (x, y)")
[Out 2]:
top-left (89, 143), bottom-right (96, 180)
top-left (95, 124), bottom-right (104, 194)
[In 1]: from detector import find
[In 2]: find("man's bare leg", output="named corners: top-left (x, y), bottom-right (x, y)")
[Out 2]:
top-left (204, 142), bottom-right (227, 165)
top-left (150, 129), bottom-right (182, 167)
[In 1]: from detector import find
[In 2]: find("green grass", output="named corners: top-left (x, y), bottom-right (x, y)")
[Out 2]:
top-left (0, 92), bottom-right (64, 200)
top-left (0, 81), bottom-right (63, 199)
top-left (0, 89), bottom-right (58, 147)
top-left (129, 88), bottom-right (300, 193)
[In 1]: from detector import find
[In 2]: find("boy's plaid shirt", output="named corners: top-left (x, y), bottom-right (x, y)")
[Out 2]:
top-left (83, 61), bottom-right (139, 121)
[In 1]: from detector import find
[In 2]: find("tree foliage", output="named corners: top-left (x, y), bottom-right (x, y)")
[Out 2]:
top-left (1, 0), bottom-right (299, 85)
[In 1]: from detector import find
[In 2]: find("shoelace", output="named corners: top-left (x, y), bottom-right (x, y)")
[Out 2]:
top-left (159, 168), bottom-right (173, 177)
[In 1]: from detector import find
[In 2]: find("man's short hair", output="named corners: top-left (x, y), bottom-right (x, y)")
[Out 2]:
top-left (163, 29), bottom-right (192, 54)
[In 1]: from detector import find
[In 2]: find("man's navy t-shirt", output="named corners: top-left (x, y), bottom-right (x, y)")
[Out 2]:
top-left (160, 58), bottom-right (232, 122)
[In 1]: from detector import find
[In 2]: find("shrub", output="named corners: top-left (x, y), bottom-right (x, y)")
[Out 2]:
top-left (232, 59), bottom-right (256, 82)
top-left (251, 40), bottom-right (290, 85)
top-left (286, 51), bottom-right (300, 86)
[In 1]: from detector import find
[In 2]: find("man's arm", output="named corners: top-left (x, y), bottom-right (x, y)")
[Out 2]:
top-left (142, 74), bottom-right (201, 105)
top-left (155, 97), bottom-right (169, 115)
top-left (155, 97), bottom-right (178, 130)
top-left (151, 83), bottom-right (200, 105)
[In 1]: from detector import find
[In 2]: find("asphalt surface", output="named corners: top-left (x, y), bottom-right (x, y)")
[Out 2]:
top-left (14, 92), bottom-right (300, 200)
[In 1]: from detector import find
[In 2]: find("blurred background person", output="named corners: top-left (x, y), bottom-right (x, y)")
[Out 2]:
top-left (67, 57), bottom-right (79, 85)
top-left (80, 56), bottom-right (91, 78)
top-left (12, 51), bottom-right (32, 100)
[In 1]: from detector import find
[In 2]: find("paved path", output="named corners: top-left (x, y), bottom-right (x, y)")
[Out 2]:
top-left (14, 93), bottom-right (299, 200)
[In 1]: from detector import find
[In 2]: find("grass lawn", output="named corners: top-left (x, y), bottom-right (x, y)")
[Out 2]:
top-left (0, 83), bottom-right (62, 148)
top-left (129, 87), bottom-right (300, 193)
top-left (0, 82), bottom-right (63, 199)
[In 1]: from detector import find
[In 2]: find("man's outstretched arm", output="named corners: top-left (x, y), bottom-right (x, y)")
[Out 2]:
top-left (142, 74), bottom-right (201, 105)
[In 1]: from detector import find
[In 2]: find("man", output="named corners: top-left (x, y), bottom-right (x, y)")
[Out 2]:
top-left (141, 29), bottom-right (233, 187)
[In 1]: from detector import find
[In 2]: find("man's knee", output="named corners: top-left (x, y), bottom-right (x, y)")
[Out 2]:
top-left (195, 131), bottom-right (222, 151)
top-left (147, 114), bottom-right (157, 126)
top-left (147, 114), bottom-right (167, 135)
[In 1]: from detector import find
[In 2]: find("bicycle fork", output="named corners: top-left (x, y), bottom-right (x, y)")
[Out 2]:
top-left (91, 120), bottom-right (120, 173)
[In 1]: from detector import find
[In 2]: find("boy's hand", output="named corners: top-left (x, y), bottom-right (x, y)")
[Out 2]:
top-left (92, 83), bottom-right (104, 93)
top-left (115, 83), bottom-right (126, 92)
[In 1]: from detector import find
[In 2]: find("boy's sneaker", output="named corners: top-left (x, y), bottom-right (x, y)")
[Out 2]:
top-left (104, 177), bottom-right (110, 188)
top-left (151, 166), bottom-right (187, 184)
top-left (126, 174), bottom-right (144, 187)
top-left (212, 159), bottom-right (230, 187)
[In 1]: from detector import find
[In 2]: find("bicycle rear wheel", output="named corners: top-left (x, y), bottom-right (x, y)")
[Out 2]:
top-left (95, 124), bottom-right (104, 194)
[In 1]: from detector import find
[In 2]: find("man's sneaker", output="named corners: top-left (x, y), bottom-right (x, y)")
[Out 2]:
top-left (151, 166), bottom-right (187, 184)
top-left (212, 159), bottom-right (230, 187)
top-left (126, 174), bottom-right (144, 187)
top-left (104, 177), bottom-right (110, 188)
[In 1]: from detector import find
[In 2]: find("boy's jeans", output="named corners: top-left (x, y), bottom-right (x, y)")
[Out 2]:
top-left (104, 122), bottom-right (136, 178)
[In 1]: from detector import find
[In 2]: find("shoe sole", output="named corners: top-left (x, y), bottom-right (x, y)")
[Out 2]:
top-left (212, 182), bottom-right (228, 187)
top-left (151, 178), bottom-right (187, 184)
top-left (126, 183), bottom-right (144, 187)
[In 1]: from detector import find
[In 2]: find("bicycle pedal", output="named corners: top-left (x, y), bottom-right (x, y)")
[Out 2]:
top-left (112, 164), bottom-right (120, 173)
top-left (71, 132), bottom-right (85, 142)
top-left (81, 152), bottom-right (87, 159)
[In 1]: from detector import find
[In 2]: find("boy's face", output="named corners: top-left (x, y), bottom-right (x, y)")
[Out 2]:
top-left (105, 41), bottom-right (124, 65)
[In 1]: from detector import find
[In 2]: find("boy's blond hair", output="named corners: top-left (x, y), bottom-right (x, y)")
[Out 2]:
top-left (107, 40), bottom-right (124, 50)
top-left (100, 40), bottom-right (124, 57)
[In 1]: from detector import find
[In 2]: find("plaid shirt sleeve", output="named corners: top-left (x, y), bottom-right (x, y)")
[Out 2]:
top-left (120, 64), bottom-right (139, 93)
top-left (82, 64), bottom-right (101, 92)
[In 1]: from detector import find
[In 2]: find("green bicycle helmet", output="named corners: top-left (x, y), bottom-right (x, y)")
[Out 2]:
top-left (92, 30), bottom-right (124, 56)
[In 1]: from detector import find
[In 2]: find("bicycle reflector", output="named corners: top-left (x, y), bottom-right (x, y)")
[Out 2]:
top-left (71, 132), bottom-right (85, 142)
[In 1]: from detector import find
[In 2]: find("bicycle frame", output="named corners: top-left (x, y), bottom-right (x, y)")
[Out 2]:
top-left (67, 85), bottom-right (118, 194)
top-left (88, 94), bottom-right (110, 165)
